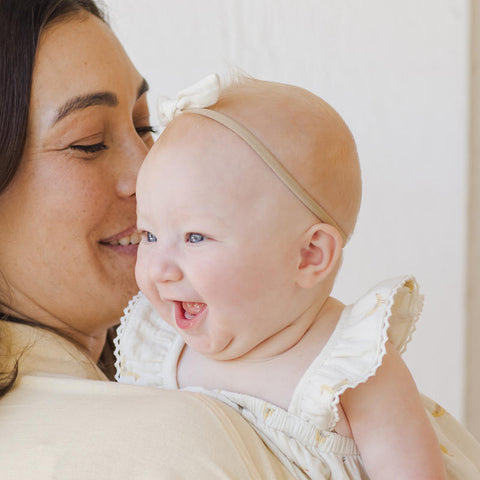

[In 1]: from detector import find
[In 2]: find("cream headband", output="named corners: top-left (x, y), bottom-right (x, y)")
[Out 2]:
top-left (157, 74), bottom-right (348, 246)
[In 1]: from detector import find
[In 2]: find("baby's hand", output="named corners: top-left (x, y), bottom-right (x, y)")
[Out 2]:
top-left (340, 341), bottom-right (446, 479)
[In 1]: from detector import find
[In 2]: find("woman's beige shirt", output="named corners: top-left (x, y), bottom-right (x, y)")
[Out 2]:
top-left (0, 322), bottom-right (293, 480)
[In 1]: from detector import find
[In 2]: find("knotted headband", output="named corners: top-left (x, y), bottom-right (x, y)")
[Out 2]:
top-left (157, 74), bottom-right (348, 245)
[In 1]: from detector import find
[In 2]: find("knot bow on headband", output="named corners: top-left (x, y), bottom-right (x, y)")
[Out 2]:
top-left (157, 73), bottom-right (220, 126)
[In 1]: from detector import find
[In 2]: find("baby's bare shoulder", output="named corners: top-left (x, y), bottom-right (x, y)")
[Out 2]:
top-left (340, 342), bottom-right (446, 479)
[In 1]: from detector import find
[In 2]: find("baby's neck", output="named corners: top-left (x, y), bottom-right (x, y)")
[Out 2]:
top-left (236, 294), bottom-right (338, 362)
top-left (177, 296), bottom-right (345, 409)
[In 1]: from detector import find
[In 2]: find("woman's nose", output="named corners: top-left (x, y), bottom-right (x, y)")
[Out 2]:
top-left (116, 130), bottom-right (150, 198)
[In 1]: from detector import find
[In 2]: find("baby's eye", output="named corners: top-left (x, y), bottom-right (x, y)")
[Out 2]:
top-left (142, 231), bottom-right (157, 243)
top-left (186, 233), bottom-right (205, 244)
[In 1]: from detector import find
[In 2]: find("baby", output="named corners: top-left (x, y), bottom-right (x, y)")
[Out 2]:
top-left (114, 74), bottom-right (474, 479)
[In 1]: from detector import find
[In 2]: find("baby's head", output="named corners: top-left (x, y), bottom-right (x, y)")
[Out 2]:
top-left (136, 75), bottom-right (361, 361)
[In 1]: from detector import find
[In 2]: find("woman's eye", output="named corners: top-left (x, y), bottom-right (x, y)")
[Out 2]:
top-left (145, 232), bottom-right (158, 243)
top-left (136, 125), bottom-right (157, 138)
top-left (70, 143), bottom-right (108, 154)
top-left (186, 233), bottom-right (205, 244)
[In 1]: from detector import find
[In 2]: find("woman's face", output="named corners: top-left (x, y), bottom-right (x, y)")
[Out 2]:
top-left (0, 13), bottom-right (153, 345)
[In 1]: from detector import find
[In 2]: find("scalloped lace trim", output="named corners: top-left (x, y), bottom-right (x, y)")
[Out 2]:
top-left (289, 276), bottom-right (422, 432)
top-left (113, 291), bottom-right (144, 382)
top-left (328, 277), bottom-right (421, 430)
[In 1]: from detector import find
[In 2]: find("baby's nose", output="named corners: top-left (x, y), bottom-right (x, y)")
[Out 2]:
top-left (151, 260), bottom-right (183, 284)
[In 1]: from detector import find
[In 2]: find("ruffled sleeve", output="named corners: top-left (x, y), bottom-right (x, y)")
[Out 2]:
top-left (289, 276), bottom-right (423, 432)
top-left (114, 292), bottom-right (182, 389)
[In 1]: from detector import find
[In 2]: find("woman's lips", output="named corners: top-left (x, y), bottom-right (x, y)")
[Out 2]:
top-left (99, 227), bottom-right (140, 255)
top-left (174, 301), bottom-right (207, 330)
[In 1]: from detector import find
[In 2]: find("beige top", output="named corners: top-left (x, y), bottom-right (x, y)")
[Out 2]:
top-left (0, 321), bottom-right (294, 480)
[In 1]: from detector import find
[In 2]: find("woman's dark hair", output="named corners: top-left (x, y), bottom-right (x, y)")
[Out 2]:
top-left (0, 0), bottom-right (105, 195)
top-left (0, 0), bottom-right (107, 397)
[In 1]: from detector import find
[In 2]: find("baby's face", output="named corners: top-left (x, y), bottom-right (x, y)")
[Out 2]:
top-left (136, 116), bottom-right (310, 360)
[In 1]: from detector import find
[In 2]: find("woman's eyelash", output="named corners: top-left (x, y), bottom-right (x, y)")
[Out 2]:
top-left (69, 125), bottom-right (156, 154)
top-left (70, 143), bottom-right (108, 154)
top-left (136, 125), bottom-right (158, 136)
top-left (69, 126), bottom-right (156, 154)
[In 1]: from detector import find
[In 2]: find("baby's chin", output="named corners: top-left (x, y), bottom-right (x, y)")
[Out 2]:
top-left (182, 331), bottom-right (241, 361)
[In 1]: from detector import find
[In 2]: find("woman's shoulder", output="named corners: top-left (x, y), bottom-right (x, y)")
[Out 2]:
top-left (0, 373), bottom-right (294, 480)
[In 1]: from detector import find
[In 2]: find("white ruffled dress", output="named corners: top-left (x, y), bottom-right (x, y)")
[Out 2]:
top-left (114, 277), bottom-right (480, 480)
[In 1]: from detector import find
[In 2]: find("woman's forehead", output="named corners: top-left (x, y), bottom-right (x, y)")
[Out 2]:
top-left (30, 14), bottom-right (142, 125)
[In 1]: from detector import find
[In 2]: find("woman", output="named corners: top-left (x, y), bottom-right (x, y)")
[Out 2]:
top-left (0, 1), bottom-right (293, 478)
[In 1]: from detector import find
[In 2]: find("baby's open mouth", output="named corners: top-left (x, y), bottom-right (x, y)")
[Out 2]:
top-left (175, 301), bottom-right (207, 330)
top-left (182, 301), bottom-right (206, 319)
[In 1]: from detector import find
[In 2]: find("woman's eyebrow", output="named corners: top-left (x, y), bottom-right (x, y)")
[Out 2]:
top-left (51, 79), bottom-right (149, 126)
top-left (137, 78), bottom-right (149, 99)
top-left (52, 91), bottom-right (118, 125)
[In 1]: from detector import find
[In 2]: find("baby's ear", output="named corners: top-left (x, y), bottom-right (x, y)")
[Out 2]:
top-left (295, 223), bottom-right (343, 289)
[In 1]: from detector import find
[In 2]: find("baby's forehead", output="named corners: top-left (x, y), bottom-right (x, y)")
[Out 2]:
top-left (147, 119), bottom-right (308, 211)
top-left (151, 114), bottom-right (258, 171)
top-left (156, 114), bottom-right (241, 155)
top-left (146, 89), bottom-right (328, 195)
top-left (145, 117), bottom-right (267, 188)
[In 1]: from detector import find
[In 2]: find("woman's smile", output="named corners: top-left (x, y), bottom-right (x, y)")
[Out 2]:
top-left (99, 227), bottom-right (141, 256)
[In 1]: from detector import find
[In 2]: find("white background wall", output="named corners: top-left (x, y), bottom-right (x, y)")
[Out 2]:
top-left (104, 0), bottom-right (469, 422)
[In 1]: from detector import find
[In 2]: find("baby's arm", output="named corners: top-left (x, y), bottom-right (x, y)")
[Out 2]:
top-left (340, 341), bottom-right (446, 479)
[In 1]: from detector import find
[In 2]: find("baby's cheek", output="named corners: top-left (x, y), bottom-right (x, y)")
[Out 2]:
top-left (136, 267), bottom-right (172, 323)
top-left (134, 248), bottom-right (149, 290)
top-left (152, 298), bottom-right (173, 325)
top-left (135, 246), bottom-right (161, 304)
